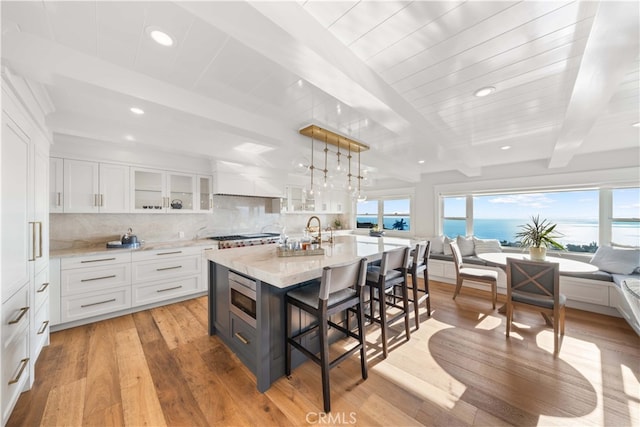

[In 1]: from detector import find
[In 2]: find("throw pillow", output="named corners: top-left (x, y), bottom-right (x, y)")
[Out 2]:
top-left (443, 236), bottom-right (454, 255)
top-left (473, 237), bottom-right (502, 255)
top-left (590, 245), bottom-right (640, 275)
top-left (426, 235), bottom-right (445, 254)
top-left (457, 235), bottom-right (475, 256)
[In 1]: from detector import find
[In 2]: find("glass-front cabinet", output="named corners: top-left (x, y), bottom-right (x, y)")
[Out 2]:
top-left (197, 175), bottom-right (213, 212)
top-left (131, 167), bottom-right (196, 213)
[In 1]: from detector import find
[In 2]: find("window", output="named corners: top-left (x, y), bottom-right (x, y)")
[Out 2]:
top-left (442, 196), bottom-right (466, 237)
top-left (356, 198), bottom-right (411, 232)
top-left (612, 187), bottom-right (640, 247)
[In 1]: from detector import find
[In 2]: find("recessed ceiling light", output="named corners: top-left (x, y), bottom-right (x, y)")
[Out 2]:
top-left (297, 79), bottom-right (303, 88)
top-left (130, 107), bottom-right (144, 115)
top-left (146, 26), bottom-right (174, 47)
top-left (233, 142), bottom-right (273, 154)
top-left (474, 86), bottom-right (496, 97)
top-left (633, 122), bottom-right (640, 127)
top-left (124, 135), bottom-right (135, 141)
top-left (501, 145), bottom-right (511, 150)
top-left (418, 160), bottom-right (425, 164)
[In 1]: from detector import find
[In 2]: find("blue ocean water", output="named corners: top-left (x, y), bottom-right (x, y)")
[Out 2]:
top-left (357, 216), bottom-right (410, 230)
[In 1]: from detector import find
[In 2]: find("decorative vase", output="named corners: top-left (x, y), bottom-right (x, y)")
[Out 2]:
top-left (529, 247), bottom-right (547, 261)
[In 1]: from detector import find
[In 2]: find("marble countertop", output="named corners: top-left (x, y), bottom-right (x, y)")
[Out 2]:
top-left (206, 234), bottom-right (423, 288)
top-left (50, 238), bottom-right (218, 258)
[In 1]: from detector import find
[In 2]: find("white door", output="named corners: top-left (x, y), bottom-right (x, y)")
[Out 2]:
top-left (1, 112), bottom-right (31, 302)
top-left (63, 159), bottom-right (99, 213)
top-left (99, 163), bottom-right (130, 213)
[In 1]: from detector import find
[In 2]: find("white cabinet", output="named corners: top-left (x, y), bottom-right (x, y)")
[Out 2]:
top-left (197, 175), bottom-right (213, 212)
top-left (49, 157), bottom-right (64, 213)
top-left (131, 167), bottom-right (196, 212)
top-left (282, 186), bottom-right (345, 214)
top-left (63, 159), bottom-right (130, 213)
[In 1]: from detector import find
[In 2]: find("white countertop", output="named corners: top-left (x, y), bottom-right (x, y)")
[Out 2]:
top-left (206, 234), bottom-right (423, 288)
top-left (477, 252), bottom-right (599, 273)
top-left (50, 238), bottom-right (218, 258)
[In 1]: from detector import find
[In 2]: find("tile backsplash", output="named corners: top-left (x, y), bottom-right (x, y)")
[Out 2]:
top-left (50, 195), bottom-right (345, 250)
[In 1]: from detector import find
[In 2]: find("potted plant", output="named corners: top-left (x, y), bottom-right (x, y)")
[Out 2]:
top-left (369, 224), bottom-right (385, 237)
top-left (333, 218), bottom-right (342, 230)
top-left (515, 215), bottom-right (565, 261)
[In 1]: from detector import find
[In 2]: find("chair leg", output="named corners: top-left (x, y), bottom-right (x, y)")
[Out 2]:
top-left (402, 281), bottom-right (411, 341)
top-left (492, 282), bottom-right (497, 310)
top-left (423, 271), bottom-right (431, 317)
top-left (506, 302), bottom-right (512, 338)
top-left (285, 299), bottom-right (292, 376)
top-left (319, 313), bottom-right (331, 412)
top-left (411, 273), bottom-right (420, 329)
top-left (560, 306), bottom-right (565, 336)
top-left (378, 283), bottom-right (389, 359)
top-left (553, 310), bottom-right (560, 356)
top-left (453, 278), bottom-right (463, 300)
top-left (356, 302), bottom-right (368, 380)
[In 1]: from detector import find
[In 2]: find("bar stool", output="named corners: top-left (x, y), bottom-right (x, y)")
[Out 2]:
top-left (405, 241), bottom-right (432, 329)
top-left (365, 246), bottom-right (411, 358)
top-left (285, 258), bottom-right (368, 413)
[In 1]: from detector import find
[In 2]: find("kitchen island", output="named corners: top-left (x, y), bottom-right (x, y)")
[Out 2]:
top-left (206, 234), bottom-right (421, 392)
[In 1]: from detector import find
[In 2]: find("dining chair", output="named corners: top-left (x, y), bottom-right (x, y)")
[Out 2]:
top-left (285, 257), bottom-right (368, 413)
top-left (365, 246), bottom-right (411, 358)
top-left (404, 241), bottom-right (431, 329)
top-left (450, 241), bottom-right (498, 309)
top-left (505, 258), bottom-right (564, 355)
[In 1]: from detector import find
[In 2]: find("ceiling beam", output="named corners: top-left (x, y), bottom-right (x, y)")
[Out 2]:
top-left (548, 0), bottom-right (639, 168)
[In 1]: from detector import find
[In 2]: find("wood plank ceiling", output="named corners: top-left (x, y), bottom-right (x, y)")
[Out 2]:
top-left (1, 1), bottom-right (638, 184)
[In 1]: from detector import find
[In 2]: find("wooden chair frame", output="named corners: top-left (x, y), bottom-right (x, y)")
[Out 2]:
top-left (450, 241), bottom-right (498, 309)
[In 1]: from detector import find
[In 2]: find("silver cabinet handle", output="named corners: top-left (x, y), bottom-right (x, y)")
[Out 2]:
top-left (157, 285), bottom-right (182, 293)
top-left (28, 222), bottom-right (36, 261)
top-left (94, 194), bottom-right (98, 207)
top-left (37, 221), bottom-right (43, 258)
top-left (81, 257), bottom-right (116, 263)
top-left (8, 358), bottom-right (29, 385)
top-left (156, 265), bottom-right (182, 271)
top-left (37, 320), bottom-right (50, 335)
top-left (81, 298), bottom-right (116, 308)
top-left (157, 251), bottom-right (182, 256)
top-left (37, 282), bottom-right (49, 293)
top-left (81, 274), bottom-right (117, 282)
top-left (8, 307), bottom-right (29, 325)
top-left (234, 332), bottom-right (249, 345)
top-left (57, 192), bottom-right (61, 207)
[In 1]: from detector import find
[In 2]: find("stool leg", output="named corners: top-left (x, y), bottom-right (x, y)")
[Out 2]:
top-left (424, 270), bottom-right (431, 316)
top-left (402, 279), bottom-right (411, 341)
top-left (378, 281), bottom-right (389, 359)
top-left (356, 300), bottom-right (368, 380)
top-left (319, 310), bottom-right (331, 412)
top-left (285, 299), bottom-right (292, 377)
top-left (411, 272), bottom-right (420, 329)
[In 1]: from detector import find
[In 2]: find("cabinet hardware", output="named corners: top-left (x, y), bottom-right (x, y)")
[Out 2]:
top-left (81, 274), bottom-right (117, 282)
top-left (100, 193), bottom-right (104, 207)
top-left (157, 251), bottom-right (182, 256)
top-left (57, 192), bottom-right (61, 207)
top-left (28, 222), bottom-right (36, 261)
top-left (157, 285), bottom-right (183, 293)
top-left (37, 221), bottom-right (43, 258)
top-left (156, 265), bottom-right (182, 271)
top-left (81, 257), bottom-right (116, 263)
top-left (37, 282), bottom-right (49, 293)
top-left (8, 358), bottom-right (29, 385)
top-left (37, 320), bottom-right (50, 334)
top-left (81, 298), bottom-right (116, 308)
top-left (94, 193), bottom-right (98, 207)
top-left (8, 307), bottom-right (29, 325)
top-left (234, 332), bottom-right (249, 345)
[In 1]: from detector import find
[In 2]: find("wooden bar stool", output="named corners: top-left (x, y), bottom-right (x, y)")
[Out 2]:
top-left (365, 246), bottom-right (411, 358)
top-left (405, 241), bottom-right (431, 329)
top-left (285, 258), bottom-right (368, 413)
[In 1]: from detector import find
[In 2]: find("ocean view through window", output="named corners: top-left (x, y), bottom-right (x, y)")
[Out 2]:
top-left (357, 198), bottom-right (411, 231)
top-left (442, 188), bottom-right (640, 252)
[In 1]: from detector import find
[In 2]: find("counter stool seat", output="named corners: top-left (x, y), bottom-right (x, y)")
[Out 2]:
top-left (285, 258), bottom-right (368, 413)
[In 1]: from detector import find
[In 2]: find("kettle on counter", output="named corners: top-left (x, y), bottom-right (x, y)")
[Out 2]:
top-left (121, 228), bottom-right (139, 245)
top-left (171, 199), bottom-right (183, 209)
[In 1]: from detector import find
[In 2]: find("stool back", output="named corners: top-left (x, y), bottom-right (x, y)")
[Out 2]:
top-left (380, 246), bottom-right (410, 276)
top-left (319, 258), bottom-right (367, 301)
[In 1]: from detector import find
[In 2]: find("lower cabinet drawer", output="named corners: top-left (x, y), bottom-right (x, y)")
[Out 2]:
top-left (132, 255), bottom-right (200, 283)
top-left (229, 313), bottom-right (257, 373)
top-left (2, 329), bottom-right (29, 424)
top-left (132, 275), bottom-right (202, 307)
top-left (33, 302), bottom-right (50, 360)
top-left (2, 285), bottom-right (30, 348)
top-left (61, 287), bottom-right (131, 323)
top-left (34, 269), bottom-right (49, 312)
top-left (61, 263), bottom-right (131, 296)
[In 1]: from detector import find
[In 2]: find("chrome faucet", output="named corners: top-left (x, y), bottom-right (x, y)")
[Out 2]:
top-left (306, 216), bottom-right (321, 245)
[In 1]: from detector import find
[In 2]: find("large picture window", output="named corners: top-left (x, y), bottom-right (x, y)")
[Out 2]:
top-left (357, 198), bottom-right (411, 232)
top-left (440, 187), bottom-right (639, 253)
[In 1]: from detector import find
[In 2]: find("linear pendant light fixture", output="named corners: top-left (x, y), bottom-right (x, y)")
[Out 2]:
top-left (299, 124), bottom-right (369, 201)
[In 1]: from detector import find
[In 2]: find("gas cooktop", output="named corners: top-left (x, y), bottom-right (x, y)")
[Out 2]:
top-left (208, 233), bottom-right (280, 249)
top-left (208, 233), bottom-right (280, 241)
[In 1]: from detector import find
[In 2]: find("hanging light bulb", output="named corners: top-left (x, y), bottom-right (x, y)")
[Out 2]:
top-left (308, 127), bottom-right (315, 196)
top-left (335, 138), bottom-right (343, 173)
top-left (346, 140), bottom-right (353, 192)
top-left (323, 133), bottom-right (329, 189)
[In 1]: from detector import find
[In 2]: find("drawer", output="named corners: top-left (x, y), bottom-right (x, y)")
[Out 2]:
top-left (61, 286), bottom-right (131, 323)
top-left (2, 285), bottom-right (30, 349)
top-left (61, 263), bottom-right (131, 296)
top-left (61, 252), bottom-right (131, 270)
top-left (34, 269), bottom-right (50, 312)
top-left (132, 246), bottom-right (201, 262)
top-left (132, 255), bottom-right (200, 284)
top-left (132, 275), bottom-right (202, 307)
top-left (1, 329), bottom-right (29, 424)
top-left (561, 277), bottom-right (610, 306)
top-left (229, 312), bottom-right (257, 372)
top-left (32, 302), bottom-right (50, 360)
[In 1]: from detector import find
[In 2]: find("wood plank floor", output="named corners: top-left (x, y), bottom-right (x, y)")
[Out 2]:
top-left (7, 281), bottom-right (640, 426)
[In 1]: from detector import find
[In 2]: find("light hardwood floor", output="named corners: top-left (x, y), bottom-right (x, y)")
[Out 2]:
top-left (7, 281), bottom-right (640, 426)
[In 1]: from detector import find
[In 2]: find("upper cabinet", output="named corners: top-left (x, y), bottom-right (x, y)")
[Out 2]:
top-left (197, 175), bottom-right (213, 212)
top-left (131, 167), bottom-right (196, 213)
top-left (62, 159), bottom-right (130, 213)
top-left (282, 186), bottom-right (345, 214)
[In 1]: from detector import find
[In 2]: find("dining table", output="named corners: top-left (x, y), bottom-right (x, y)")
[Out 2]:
top-left (476, 252), bottom-right (598, 315)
